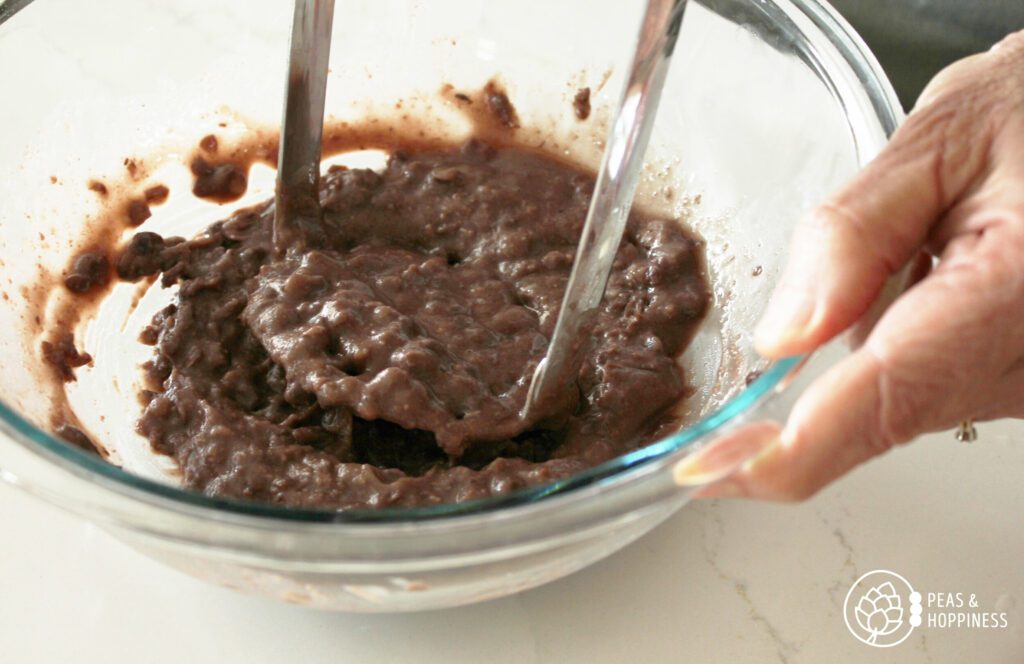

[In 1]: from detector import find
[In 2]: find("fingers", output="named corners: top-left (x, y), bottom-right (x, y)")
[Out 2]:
top-left (699, 350), bottom-right (888, 501)
top-left (705, 218), bottom-right (1024, 501)
top-left (754, 52), bottom-right (999, 359)
top-left (926, 113), bottom-right (1024, 253)
top-left (671, 421), bottom-right (780, 488)
top-left (846, 250), bottom-right (933, 350)
top-left (711, 32), bottom-right (1024, 502)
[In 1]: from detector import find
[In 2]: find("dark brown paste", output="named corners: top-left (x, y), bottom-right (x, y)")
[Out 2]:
top-left (42, 332), bottom-right (93, 382)
top-left (56, 136), bottom-right (709, 509)
top-left (573, 87), bottom-right (592, 120)
top-left (190, 157), bottom-right (248, 203)
top-left (483, 82), bottom-right (520, 129)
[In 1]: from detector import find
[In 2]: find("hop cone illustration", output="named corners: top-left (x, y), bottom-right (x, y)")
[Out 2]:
top-left (855, 582), bottom-right (904, 643)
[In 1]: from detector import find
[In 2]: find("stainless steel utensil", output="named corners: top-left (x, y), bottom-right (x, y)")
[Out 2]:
top-left (274, 0), bottom-right (335, 253)
top-left (522, 0), bottom-right (688, 422)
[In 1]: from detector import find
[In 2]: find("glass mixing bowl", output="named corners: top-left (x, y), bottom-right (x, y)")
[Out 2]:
top-left (0, 0), bottom-right (901, 610)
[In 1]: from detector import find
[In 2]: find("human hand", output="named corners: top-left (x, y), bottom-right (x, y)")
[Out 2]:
top-left (700, 30), bottom-right (1024, 501)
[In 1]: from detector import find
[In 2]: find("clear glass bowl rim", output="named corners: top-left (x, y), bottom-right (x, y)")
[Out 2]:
top-left (0, 0), bottom-right (902, 525)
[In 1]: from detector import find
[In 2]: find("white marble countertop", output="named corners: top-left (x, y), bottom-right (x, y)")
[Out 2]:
top-left (3, 421), bottom-right (1022, 663)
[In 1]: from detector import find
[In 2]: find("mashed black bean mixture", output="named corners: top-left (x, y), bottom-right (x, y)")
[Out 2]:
top-left (115, 139), bottom-right (708, 509)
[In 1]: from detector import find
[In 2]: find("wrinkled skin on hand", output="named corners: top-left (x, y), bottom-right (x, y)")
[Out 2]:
top-left (704, 30), bottom-right (1024, 501)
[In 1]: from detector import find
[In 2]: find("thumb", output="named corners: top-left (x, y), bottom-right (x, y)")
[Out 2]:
top-left (755, 53), bottom-right (996, 359)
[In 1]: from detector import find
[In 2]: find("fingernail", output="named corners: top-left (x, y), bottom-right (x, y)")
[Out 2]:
top-left (689, 432), bottom-right (784, 500)
top-left (672, 454), bottom-right (727, 488)
top-left (673, 424), bottom-right (782, 490)
top-left (755, 288), bottom-right (816, 352)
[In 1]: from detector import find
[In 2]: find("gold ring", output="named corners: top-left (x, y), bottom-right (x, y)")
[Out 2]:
top-left (955, 419), bottom-right (978, 443)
